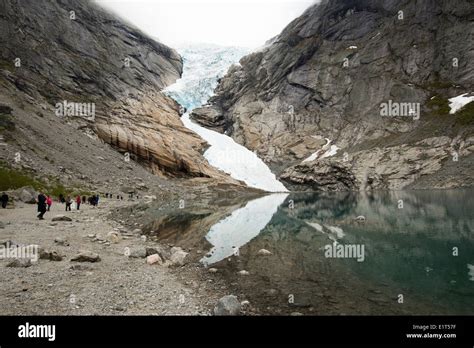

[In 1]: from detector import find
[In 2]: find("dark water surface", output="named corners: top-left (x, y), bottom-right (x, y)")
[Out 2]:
top-left (148, 189), bottom-right (473, 315)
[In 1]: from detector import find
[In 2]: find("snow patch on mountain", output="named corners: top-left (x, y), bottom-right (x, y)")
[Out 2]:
top-left (449, 93), bottom-right (474, 114)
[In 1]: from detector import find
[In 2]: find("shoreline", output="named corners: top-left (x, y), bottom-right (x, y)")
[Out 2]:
top-left (0, 195), bottom-right (249, 315)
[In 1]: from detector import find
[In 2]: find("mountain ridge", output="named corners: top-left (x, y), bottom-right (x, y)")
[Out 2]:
top-left (191, 0), bottom-right (474, 190)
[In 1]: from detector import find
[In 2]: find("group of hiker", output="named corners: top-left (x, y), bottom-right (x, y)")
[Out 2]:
top-left (1, 190), bottom-right (135, 221)
top-left (104, 193), bottom-right (140, 200)
top-left (36, 193), bottom-right (101, 220)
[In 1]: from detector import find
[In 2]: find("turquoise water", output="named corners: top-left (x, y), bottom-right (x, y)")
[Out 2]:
top-left (153, 189), bottom-right (474, 315)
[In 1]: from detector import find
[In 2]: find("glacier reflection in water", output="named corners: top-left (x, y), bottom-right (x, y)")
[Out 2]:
top-left (149, 189), bottom-right (474, 314)
top-left (201, 193), bottom-right (288, 266)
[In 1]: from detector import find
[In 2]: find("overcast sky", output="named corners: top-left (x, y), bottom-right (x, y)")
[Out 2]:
top-left (94, 0), bottom-right (315, 48)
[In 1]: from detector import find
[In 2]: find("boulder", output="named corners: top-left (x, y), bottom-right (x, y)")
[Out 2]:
top-left (13, 187), bottom-right (37, 204)
top-left (71, 252), bottom-right (101, 263)
top-left (6, 258), bottom-right (32, 268)
top-left (169, 247), bottom-right (188, 266)
top-left (39, 250), bottom-right (63, 261)
top-left (214, 295), bottom-right (241, 316)
top-left (190, 106), bottom-right (225, 133)
top-left (146, 254), bottom-right (163, 265)
top-left (146, 245), bottom-right (171, 260)
top-left (52, 215), bottom-right (73, 222)
top-left (106, 231), bottom-right (122, 244)
top-left (257, 249), bottom-right (272, 256)
top-left (128, 248), bottom-right (147, 259)
top-left (54, 237), bottom-right (69, 246)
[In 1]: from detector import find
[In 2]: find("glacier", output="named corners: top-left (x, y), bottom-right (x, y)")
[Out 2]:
top-left (165, 44), bottom-right (288, 192)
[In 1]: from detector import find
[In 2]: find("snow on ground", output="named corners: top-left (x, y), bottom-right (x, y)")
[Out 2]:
top-left (182, 113), bottom-right (287, 192)
top-left (305, 221), bottom-right (324, 232)
top-left (303, 137), bottom-right (339, 163)
top-left (201, 193), bottom-right (289, 266)
top-left (165, 44), bottom-right (288, 192)
top-left (320, 144), bottom-right (340, 159)
top-left (325, 225), bottom-right (345, 239)
top-left (449, 93), bottom-right (474, 114)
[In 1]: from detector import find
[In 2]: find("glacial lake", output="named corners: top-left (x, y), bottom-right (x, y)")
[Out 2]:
top-left (146, 189), bottom-right (474, 315)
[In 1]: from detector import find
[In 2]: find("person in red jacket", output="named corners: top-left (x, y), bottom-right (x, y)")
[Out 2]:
top-left (76, 195), bottom-right (81, 210)
top-left (46, 195), bottom-right (52, 211)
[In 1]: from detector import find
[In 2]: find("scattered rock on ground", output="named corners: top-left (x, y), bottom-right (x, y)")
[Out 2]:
top-left (214, 295), bottom-right (241, 316)
top-left (39, 250), bottom-right (64, 261)
top-left (146, 254), bottom-right (163, 265)
top-left (257, 249), bottom-right (272, 256)
top-left (170, 247), bottom-right (188, 266)
top-left (52, 215), bottom-right (73, 222)
top-left (106, 231), bottom-right (122, 244)
top-left (69, 264), bottom-right (94, 271)
top-left (6, 258), bottom-right (32, 268)
top-left (54, 237), bottom-right (69, 246)
top-left (71, 251), bottom-right (101, 263)
top-left (146, 245), bottom-right (171, 260)
top-left (128, 248), bottom-right (147, 259)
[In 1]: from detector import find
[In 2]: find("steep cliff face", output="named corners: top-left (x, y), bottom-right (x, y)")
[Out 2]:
top-left (192, 0), bottom-right (474, 190)
top-left (0, 0), bottom-right (235, 185)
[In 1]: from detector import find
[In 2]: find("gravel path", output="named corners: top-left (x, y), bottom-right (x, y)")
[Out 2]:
top-left (0, 198), bottom-right (220, 315)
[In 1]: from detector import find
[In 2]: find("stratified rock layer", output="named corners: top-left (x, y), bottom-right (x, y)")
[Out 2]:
top-left (0, 0), bottom-right (237, 183)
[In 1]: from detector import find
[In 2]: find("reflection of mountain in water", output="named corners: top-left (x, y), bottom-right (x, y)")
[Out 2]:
top-left (241, 189), bottom-right (474, 314)
top-left (144, 189), bottom-right (474, 314)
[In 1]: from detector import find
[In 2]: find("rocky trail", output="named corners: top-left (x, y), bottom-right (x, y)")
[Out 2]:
top-left (0, 198), bottom-right (234, 315)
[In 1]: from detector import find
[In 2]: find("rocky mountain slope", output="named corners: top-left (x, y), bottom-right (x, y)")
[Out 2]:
top-left (0, 0), bottom-right (238, 194)
top-left (192, 0), bottom-right (474, 191)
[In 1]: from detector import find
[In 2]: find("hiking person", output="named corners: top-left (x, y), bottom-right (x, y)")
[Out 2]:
top-left (46, 195), bottom-right (52, 211)
top-left (37, 192), bottom-right (47, 220)
top-left (65, 195), bottom-right (72, 211)
top-left (59, 193), bottom-right (65, 203)
top-left (1, 192), bottom-right (8, 208)
top-left (76, 195), bottom-right (81, 210)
